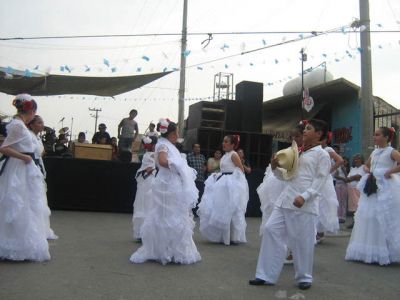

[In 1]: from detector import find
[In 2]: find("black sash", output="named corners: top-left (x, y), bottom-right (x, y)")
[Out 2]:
top-left (136, 167), bottom-right (158, 180)
top-left (0, 152), bottom-right (42, 176)
top-left (216, 172), bottom-right (233, 181)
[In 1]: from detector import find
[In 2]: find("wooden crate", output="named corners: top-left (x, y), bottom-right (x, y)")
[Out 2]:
top-left (73, 143), bottom-right (112, 161)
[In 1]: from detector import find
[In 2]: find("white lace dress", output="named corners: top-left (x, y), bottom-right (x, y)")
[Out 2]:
top-left (346, 146), bottom-right (400, 265)
top-left (31, 131), bottom-right (58, 240)
top-left (132, 151), bottom-right (156, 240)
top-left (130, 137), bottom-right (201, 265)
top-left (198, 150), bottom-right (249, 245)
top-left (0, 119), bottom-right (50, 261)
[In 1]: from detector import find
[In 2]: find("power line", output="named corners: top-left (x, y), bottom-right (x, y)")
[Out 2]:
top-left (1, 30), bottom-right (399, 41)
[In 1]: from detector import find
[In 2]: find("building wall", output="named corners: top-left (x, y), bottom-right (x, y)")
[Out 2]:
top-left (330, 96), bottom-right (362, 160)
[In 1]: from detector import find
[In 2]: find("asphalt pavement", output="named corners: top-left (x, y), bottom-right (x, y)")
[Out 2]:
top-left (1, 211), bottom-right (399, 300)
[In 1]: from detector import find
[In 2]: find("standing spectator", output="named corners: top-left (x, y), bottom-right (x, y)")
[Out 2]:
top-left (92, 123), bottom-right (111, 144)
top-left (346, 154), bottom-right (365, 229)
top-left (187, 143), bottom-right (206, 215)
top-left (145, 122), bottom-right (158, 138)
top-left (334, 157), bottom-right (349, 223)
top-left (237, 148), bottom-right (252, 174)
top-left (118, 109), bottom-right (139, 152)
top-left (76, 132), bottom-right (89, 144)
top-left (207, 149), bottom-right (222, 175)
top-left (111, 137), bottom-right (119, 160)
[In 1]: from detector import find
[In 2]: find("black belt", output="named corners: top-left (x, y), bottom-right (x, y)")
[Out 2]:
top-left (0, 152), bottom-right (42, 176)
top-left (136, 168), bottom-right (158, 180)
top-left (216, 172), bottom-right (233, 181)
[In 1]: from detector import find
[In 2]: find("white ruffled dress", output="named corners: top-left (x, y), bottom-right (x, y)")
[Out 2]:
top-left (130, 137), bottom-right (201, 265)
top-left (316, 147), bottom-right (340, 234)
top-left (132, 151), bottom-right (156, 240)
top-left (31, 131), bottom-right (58, 240)
top-left (256, 165), bottom-right (285, 235)
top-left (0, 119), bottom-right (50, 261)
top-left (346, 146), bottom-right (400, 265)
top-left (198, 151), bottom-right (249, 245)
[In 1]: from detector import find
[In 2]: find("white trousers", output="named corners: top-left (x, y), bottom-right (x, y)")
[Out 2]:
top-left (255, 207), bottom-right (317, 284)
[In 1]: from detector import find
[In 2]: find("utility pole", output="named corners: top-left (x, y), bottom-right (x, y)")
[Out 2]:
top-left (89, 107), bottom-right (102, 134)
top-left (359, 0), bottom-right (374, 157)
top-left (178, 0), bottom-right (188, 134)
top-left (300, 48), bottom-right (307, 120)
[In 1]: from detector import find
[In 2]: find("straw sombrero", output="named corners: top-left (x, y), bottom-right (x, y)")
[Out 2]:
top-left (275, 141), bottom-right (299, 180)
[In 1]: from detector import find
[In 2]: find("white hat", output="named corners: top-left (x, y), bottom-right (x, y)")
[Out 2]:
top-left (275, 140), bottom-right (299, 180)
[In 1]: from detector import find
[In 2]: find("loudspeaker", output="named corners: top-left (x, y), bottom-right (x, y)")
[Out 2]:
top-left (236, 81), bottom-right (263, 132)
top-left (218, 99), bottom-right (242, 131)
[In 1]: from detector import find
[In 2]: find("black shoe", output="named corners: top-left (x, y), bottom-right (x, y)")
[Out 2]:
top-left (249, 278), bottom-right (274, 286)
top-left (298, 282), bottom-right (312, 290)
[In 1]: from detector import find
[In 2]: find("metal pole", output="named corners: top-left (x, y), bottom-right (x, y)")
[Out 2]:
top-left (300, 48), bottom-right (306, 120)
top-left (178, 0), bottom-right (188, 133)
top-left (359, 0), bottom-right (374, 157)
top-left (89, 107), bottom-right (102, 134)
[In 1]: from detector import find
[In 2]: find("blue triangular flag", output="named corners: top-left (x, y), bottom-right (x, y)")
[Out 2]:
top-left (103, 58), bottom-right (110, 67)
top-left (142, 55), bottom-right (150, 61)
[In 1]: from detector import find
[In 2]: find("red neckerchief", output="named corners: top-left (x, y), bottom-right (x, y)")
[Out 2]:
top-left (299, 144), bottom-right (319, 154)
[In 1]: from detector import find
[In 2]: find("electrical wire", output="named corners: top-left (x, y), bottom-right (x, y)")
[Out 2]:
top-left (1, 30), bottom-right (399, 41)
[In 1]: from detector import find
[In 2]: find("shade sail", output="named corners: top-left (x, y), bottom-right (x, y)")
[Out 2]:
top-left (0, 68), bottom-right (172, 97)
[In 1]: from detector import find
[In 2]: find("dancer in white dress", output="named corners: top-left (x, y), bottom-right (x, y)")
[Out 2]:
top-left (316, 139), bottom-right (342, 242)
top-left (132, 135), bottom-right (157, 240)
top-left (198, 135), bottom-right (249, 245)
top-left (130, 119), bottom-right (201, 265)
top-left (0, 94), bottom-right (50, 261)
top-left (346, 127), bottom-right (400, 265)
top-left (28, 115), bottom-right (58, 240)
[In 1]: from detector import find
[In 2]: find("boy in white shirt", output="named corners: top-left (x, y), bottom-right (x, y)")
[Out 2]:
top-left (249, 119), bottom-right (331, 290)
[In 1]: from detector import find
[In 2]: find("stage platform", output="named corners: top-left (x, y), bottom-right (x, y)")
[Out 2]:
top-left (44, 157), bottom-right (264, 217)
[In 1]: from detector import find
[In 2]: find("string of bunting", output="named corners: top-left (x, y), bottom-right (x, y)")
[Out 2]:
top-left (3, 38), bottom-right (398, 80)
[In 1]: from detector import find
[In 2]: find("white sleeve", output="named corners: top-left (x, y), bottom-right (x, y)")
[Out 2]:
top-left (1, 121), bottom-right (28, 148)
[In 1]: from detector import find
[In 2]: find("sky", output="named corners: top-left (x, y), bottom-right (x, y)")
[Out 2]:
top-left (0, 0), bottom-right (400, 139)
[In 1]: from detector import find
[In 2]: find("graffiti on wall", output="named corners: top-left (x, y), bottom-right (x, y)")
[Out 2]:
top-left (333, 127), bottom-right (352, 144)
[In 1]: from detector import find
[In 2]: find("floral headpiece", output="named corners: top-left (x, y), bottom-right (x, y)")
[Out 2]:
top-left (389, 127), bottom-right (396, 143)
top-left (299, 119), bottom-right (309, 126)
top-left (158, 118), bottom-right (171, 134)
top-left (12, 93), bottom-right (36, 112)
top-left (233, 134), bottom-right (240, 150)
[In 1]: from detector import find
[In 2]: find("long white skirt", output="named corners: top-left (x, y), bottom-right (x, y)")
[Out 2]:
top-left (130, 174), bottom-right (201, 265)
top-left (257, 165), bottom-right (285, 235)
top-left (0, 157), bottom-right (50, 261)
top-left (198, 168), bottom-right (249, 245)
top-left (132, 174), bottom-right (154, 240)
top-left (345, 173), bottom-right (400, 265)
top-left (316, 177), bottom-right (339, 234)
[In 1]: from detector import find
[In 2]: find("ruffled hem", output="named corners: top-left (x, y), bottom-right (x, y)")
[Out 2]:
top-left (345, 243), bottom-right (400, 265)
top-left (130, 214), bottom-right (201, 265)
top-left (198, 168), bottom-right (248, 244)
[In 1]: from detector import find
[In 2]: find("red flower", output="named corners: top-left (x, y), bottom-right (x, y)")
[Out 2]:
top-left (22, 100), bottom-right (34, 112)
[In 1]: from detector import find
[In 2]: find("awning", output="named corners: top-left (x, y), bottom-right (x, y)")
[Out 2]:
top-left (263, 102), bottom-right (324, 142)
top-left (0, 67), bottom-right (172, 97)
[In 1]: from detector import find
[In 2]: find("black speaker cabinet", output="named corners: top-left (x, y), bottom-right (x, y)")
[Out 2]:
top-left (218, 99), bottom-right (242, 131)
top-left (235, 81), bottom-right (263, 132)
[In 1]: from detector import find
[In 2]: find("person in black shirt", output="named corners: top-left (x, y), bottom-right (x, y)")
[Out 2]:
top-left (92, 123), bottom-right (111, 144)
